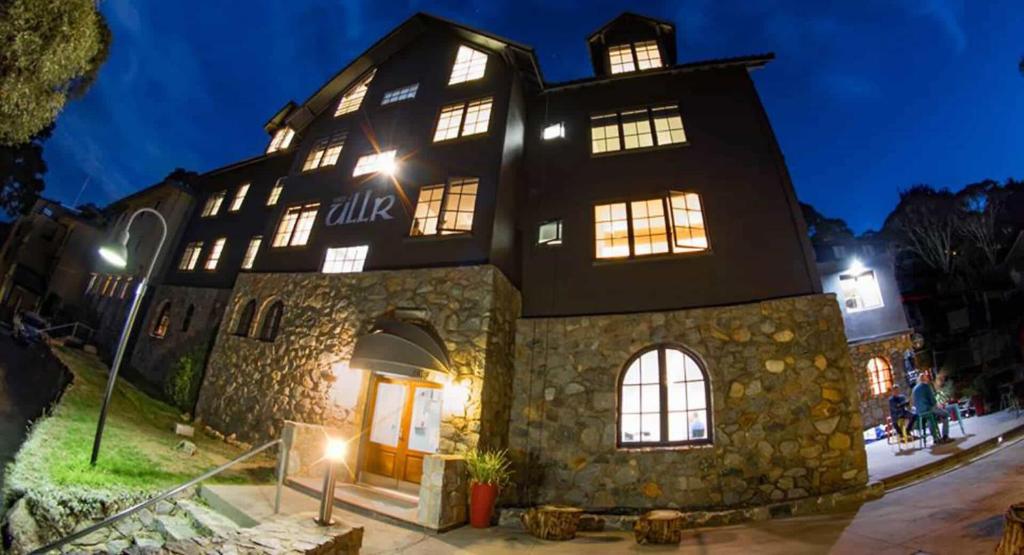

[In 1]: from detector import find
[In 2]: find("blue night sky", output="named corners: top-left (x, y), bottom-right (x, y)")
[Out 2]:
top-left (42, 0), bottom-right (1023, 233)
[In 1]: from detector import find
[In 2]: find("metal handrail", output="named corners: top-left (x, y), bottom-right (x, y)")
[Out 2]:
top-left (32, 437), bottom-right (286, 554)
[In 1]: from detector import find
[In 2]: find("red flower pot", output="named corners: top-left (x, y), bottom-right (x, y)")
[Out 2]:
top-left (972, 395), bottom-right (985, 416)
top-left (469, 482), bottom-right (499, 528)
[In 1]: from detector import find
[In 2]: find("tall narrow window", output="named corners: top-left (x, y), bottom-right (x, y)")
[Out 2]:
top-left (260, 301), bottom-right (284, 341)
top-left (266, 178), bottom-right (284, 206)
top-left (119, 277), bottom-right (133, 299)
top-left (839, 270), bottom-right (884, 312)
top-left (609, 41), bottom-right (663, 74)
top-left (322, 245), bottom-right (369, 273)
top-left (181, 304), bottom-right (195, 332)
top-left (433, 97), bottom-right (493, 142)
top-left (867, 357), bottom-right (894, 396)
top-left (449, 45), bottom-right (488, 85)
top-left (619, 346), bottom-right (711, 447)
top-left (595, 192), bottom-right (709, 259)
top-left (266, 127), bottom-right (295, 153)
top-left (381, 83), bottom-right (419, 105)
top-left (352, 150), bottom-right (397, 177)
top-left (303, 132), bottom-right (346, 171)
top-left (235, 300), bottom-right (256, 336)
top-left (204, 238), bottom-right (226, 270)
top-left (151, 302), bottom-right (171, 339)
top-left (410, 179), bottom-right (478, 236)
top-left (335, 69), bottom-right (375, 116)
top-left (85, 273), bottom-right (98, 295)
top-left (241, 236), bottom-right (262, 270)
top-left (201, 192), bottom-right (225, 217)
top-left (229, 184), bottom-right (250, 212)
top-left (273, 203), bottom-right (320, 247)
top-left (179, 241), bottom-right (204, 271)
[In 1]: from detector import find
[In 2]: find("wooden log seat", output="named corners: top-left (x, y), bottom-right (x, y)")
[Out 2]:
top-left (521, 505), bottom-right (584, 541)
top-left (633, 510), bottom-right (686, 545)
top-left (996, 503), bottom-right (1024, 555)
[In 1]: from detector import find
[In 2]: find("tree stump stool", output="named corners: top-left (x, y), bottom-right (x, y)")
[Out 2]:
top-left (633, 510), bottom-right (686, 545)
top-left (520, 505), bottom-right (583, 541)
top-left (997, 503), bottom-right (1024, 555)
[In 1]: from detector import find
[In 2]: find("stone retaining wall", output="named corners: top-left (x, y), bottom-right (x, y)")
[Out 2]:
top-left (848, 333), bottom-right (913, 429)
top-left (508, 293), bottom-right (867, 511)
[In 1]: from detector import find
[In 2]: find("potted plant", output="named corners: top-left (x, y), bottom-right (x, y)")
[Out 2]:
top-left (465, 448), bottom-right (512, 528)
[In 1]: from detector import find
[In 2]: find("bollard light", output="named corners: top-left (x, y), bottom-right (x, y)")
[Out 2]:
top-left (316, 437), bottom-right (347, 526)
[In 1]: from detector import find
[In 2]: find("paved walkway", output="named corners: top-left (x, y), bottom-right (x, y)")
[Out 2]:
top-left (865, 409), bottom-right (1024, 482)
top-left (210, 436), bottom-right (1024, 554)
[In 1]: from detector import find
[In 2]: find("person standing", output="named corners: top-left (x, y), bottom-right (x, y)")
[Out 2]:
top-left (913, 371), bottom-right (951, 443)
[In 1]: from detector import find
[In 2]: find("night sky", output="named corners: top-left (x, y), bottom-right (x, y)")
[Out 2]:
top-left (41, 0), bottom-right (1023, 233)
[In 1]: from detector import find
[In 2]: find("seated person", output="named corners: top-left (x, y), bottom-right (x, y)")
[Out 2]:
top-left (912, 371), bottom-right (952, 443)
top-left (888, 384), bottom-right (914, 439)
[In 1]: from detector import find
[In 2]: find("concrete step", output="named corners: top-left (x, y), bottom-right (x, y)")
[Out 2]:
top-left (176, 498), bottom-right (241, 537)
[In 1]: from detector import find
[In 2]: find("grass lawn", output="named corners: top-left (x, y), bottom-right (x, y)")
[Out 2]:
top-left (3, 346), bottom-right (273, 508)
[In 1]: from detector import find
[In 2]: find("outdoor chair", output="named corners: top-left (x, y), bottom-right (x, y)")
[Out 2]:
top-left (947, 403), bottom-right (967, 436)
top-left (917, 413), bottom-right (939, 448)
top-left (885, 416), bottom-right (914, 452)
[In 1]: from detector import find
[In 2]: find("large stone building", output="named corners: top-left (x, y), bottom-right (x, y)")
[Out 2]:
top-left (127, 12), bottom-right (866, 520)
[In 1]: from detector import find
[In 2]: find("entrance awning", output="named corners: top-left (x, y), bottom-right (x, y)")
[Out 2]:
top-left (349, 320), bottom-right (452, 379)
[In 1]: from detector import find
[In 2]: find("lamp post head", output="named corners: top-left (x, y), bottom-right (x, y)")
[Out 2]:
top-left (98, 230), bottom-right (129, 269)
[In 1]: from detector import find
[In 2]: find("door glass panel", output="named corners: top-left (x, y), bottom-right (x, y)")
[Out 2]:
top-left (369, 382), bottom-right (406, 447)
top-left (407, 387), bottom-right (442, 453)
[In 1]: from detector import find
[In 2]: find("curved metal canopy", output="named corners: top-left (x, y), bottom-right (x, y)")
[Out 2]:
top-left (349, 320), bottom-right (452, 378)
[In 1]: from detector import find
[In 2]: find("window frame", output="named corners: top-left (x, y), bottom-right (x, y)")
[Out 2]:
top-left (593, 191), bottom-right (711, 261)
top-left (204, 238), bottom-right (226, 271)
top-left (266, 178), bottom-right (285, 206)
top-left (608, 41), bottom-right (664, 75)
top-left (866, 356), bottom-right (894, 397)
top-left (409, 178), bottom-right (480, 237)
top-left (272, 203), bottom-right (320, 248)
top-left (151, 302), bottom-right (171, 339)
top-left (380, 83), bottom-right (419, 105)
top-left (432, 97), bottom-right (494, 143)
top-left (234, 299), bottom-right (256, 337)
top-left (266, 127), bottom-right (295, 154)
top-left (537, 219), bottom-right (563, 246)
top-left (590, 105), bottom-right (688, 156)
top-left (448, 45), bottom-right (488, 85)
top-left (616, 344), bottom-right (713, 449)
top-left (839, 270), bottom-right (884, 313)
top-left (241, 236), bottom-right (262, 270)
top-left (229, 183), bottom-right (250, 212)
top-left (302, 132), bottom-right (347, 172)
top-left (334, 69), bottom-right (376, 117)
top-left (179, 241), bottom-right (204, 271)
top-left (322, 245), bottom-right (369, 274)
top-left (201, 191), bottom-right (225, 217)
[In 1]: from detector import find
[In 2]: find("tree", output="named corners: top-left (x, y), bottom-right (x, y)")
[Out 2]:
top-left (0, 0), bottom-right (111, 145)
top-left (954, 180), bottom-right (1010, 267)
top-left (799, 202), bottom-right (854, 245)
top-left (883, 185), bottom-right (959, 274)
top-left (0, 125), bottom-right (51, 217)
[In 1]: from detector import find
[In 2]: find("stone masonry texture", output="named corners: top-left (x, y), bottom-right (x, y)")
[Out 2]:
top-left (848, 333), bottom-right (913, 430)
top-left (508, 293), bottom-right (867, 511)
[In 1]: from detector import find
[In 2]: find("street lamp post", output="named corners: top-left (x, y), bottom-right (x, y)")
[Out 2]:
top-left (90, 207), bottom-right (168, 466)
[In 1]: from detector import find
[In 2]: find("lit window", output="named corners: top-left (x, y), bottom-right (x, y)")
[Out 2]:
top-left (273, 203), bottom-right (319, 247)
top-left (434, 104), bottom-right (464, 142)
top-left (460, 98), bottom-right (492, 136)
top-left (381, 83), bottom-right (419, 105)
top-left (608, 44), bottom-right (636, 74)
top-left (839, 270), bottom-right (884, 312)
top-left (449, 45), bottom-right (488, 85)
top-left (241, 236), bottom-right (262, 270)
top-left (229, 183), bottom-right (250, 212)
top-left (179, 242), bottom-right (204, 271)
top-left (267, 178), bottom-right (284, 206)
top-left (322, 245), bottom-right (369, 273)
top-left (651, 106), bottom-right (687, 145)
top-left (633, 41), bottom-right (663, 70)
top-left (201, 192), bottom-right (225, 217)
top-left (151, 302), bottom-right (171, 339)
top-left (303, 132), bottom-right (347, 172)
top-left (590, 114), bottom-right (621, 154)
top-left (542, 123), bottom-right (565, 140)
top-left (120, 277), bottom-right (133, 299)
top-left (538, 220), bottom-right (563, 245)
top-left (352, 150), bottom-right (397, 177)
top-left (867, 357), bottom-right (894, 396)
top-left (110, 277), bottom-right (121, 298)
top-left (410, 178), bottom-right (478, 236)
top-left (591, 105), bottom-right (687, 154)
top-left (204, 238), bottom-right (226, 270)
top-left (335, 69), bottom-right (375, 116)
top-left (595, 192), bottom-right (709, 259)
top-left (609, 41), bottom-right (663, 74)
top-left (620, 346), bottom-right (711, 447)
top-left (432, 97), bottom-right (493, 142)
top-left (266, 127), bottom-right (295, 154)
top-left (85, 273), bottom-right (98, 295)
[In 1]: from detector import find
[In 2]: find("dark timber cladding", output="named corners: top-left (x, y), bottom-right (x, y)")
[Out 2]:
top-left (162, 11), bottom-right (819, 318)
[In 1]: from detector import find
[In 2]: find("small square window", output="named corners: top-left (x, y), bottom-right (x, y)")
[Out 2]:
top-left (381, 83), bottom-right (419, 105)
top-left (542, 123), bottom-right (565, 140)
top-left (538, 220), bottom-right (563, 245)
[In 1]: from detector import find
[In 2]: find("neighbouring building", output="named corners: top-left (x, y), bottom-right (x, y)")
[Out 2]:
top-left (0, 199), bottom-right (103, 322)
top-left (126, 11), bottom-right (867, 522)
top-left (815, 238), bottom-right (914, 429)
top-left (84, 179), bottom-right (195, 360)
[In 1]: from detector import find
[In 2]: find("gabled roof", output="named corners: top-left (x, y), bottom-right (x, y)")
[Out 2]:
top-left (586, 12), bottom-right (678, 75)
top-left (543, 53), bottom-right (774, 93)
top-left (586, 12), bottom-right (676, 42)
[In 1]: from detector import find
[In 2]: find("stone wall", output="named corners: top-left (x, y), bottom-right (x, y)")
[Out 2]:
top-left (129, 284), bottom-right (231, 390)
top-left (508, 293), bottom-right (867, 511)
top-left (848, 332), bottom-right (913, 429)
top-left (196, 265), bottom-right (520, 453)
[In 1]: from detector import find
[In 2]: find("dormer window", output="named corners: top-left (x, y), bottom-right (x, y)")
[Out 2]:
top-left (449, 45), bottom-right (488, 85)
top-left (609, 41), bottom-right (663, 74)
top-left (266, 127), bottom-right (294, 154)
top-left (335, 69), bottom-right (375, 117)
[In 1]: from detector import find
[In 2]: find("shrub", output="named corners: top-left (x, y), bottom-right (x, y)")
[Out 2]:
top-left (163, 347), bottom-right (206, 413)
top-left (465, 449), bottom-right (512, 487)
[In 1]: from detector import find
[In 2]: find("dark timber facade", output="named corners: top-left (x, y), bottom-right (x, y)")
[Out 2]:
top-left (123, 12), bottom-right (866, 521)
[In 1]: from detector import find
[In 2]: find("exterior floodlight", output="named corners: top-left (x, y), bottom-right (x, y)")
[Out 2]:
top-left (380, 156), bottom-right (398, 177)
top-left (847, 258), bottom-right (865, 275)
top-left (97, 230), bottom-right (130, 268)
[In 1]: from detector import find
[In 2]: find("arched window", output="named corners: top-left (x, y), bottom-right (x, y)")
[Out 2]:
top-left (259, 301), bottom-right (284, 342)
top-left (618, 345), bottom-right (711, 448)
top-left (867, 357), bottom-right (893, 396)
top-left (151, 302), bottom-right (171, 338)
top-left (180, 304), bottom-right (195, 332)
top-left (234, 300), bottom-right (256, 337)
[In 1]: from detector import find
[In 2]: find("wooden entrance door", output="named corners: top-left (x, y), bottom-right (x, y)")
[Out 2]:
top-left (362, 376), bottom-right (443, 487)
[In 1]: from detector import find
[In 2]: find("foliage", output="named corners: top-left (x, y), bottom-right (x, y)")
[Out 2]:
top-left (799, 202), bottom-right (854, 245)
top-left (953, 180), bottom-right (1010, 267)
top-left (0, 125), bottom-right (51, 217)
top-left (465, 449), bottom-right (513, 487)
top-left (883, 185), bottom-right (959, 274)
top-left (0, 0), bottom-right (111, 145)
top-left (163, 347), bottom-right (207, 413)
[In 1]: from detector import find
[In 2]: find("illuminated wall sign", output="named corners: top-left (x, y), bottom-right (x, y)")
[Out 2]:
top-left (325, 191), bottom-right (395, 226)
